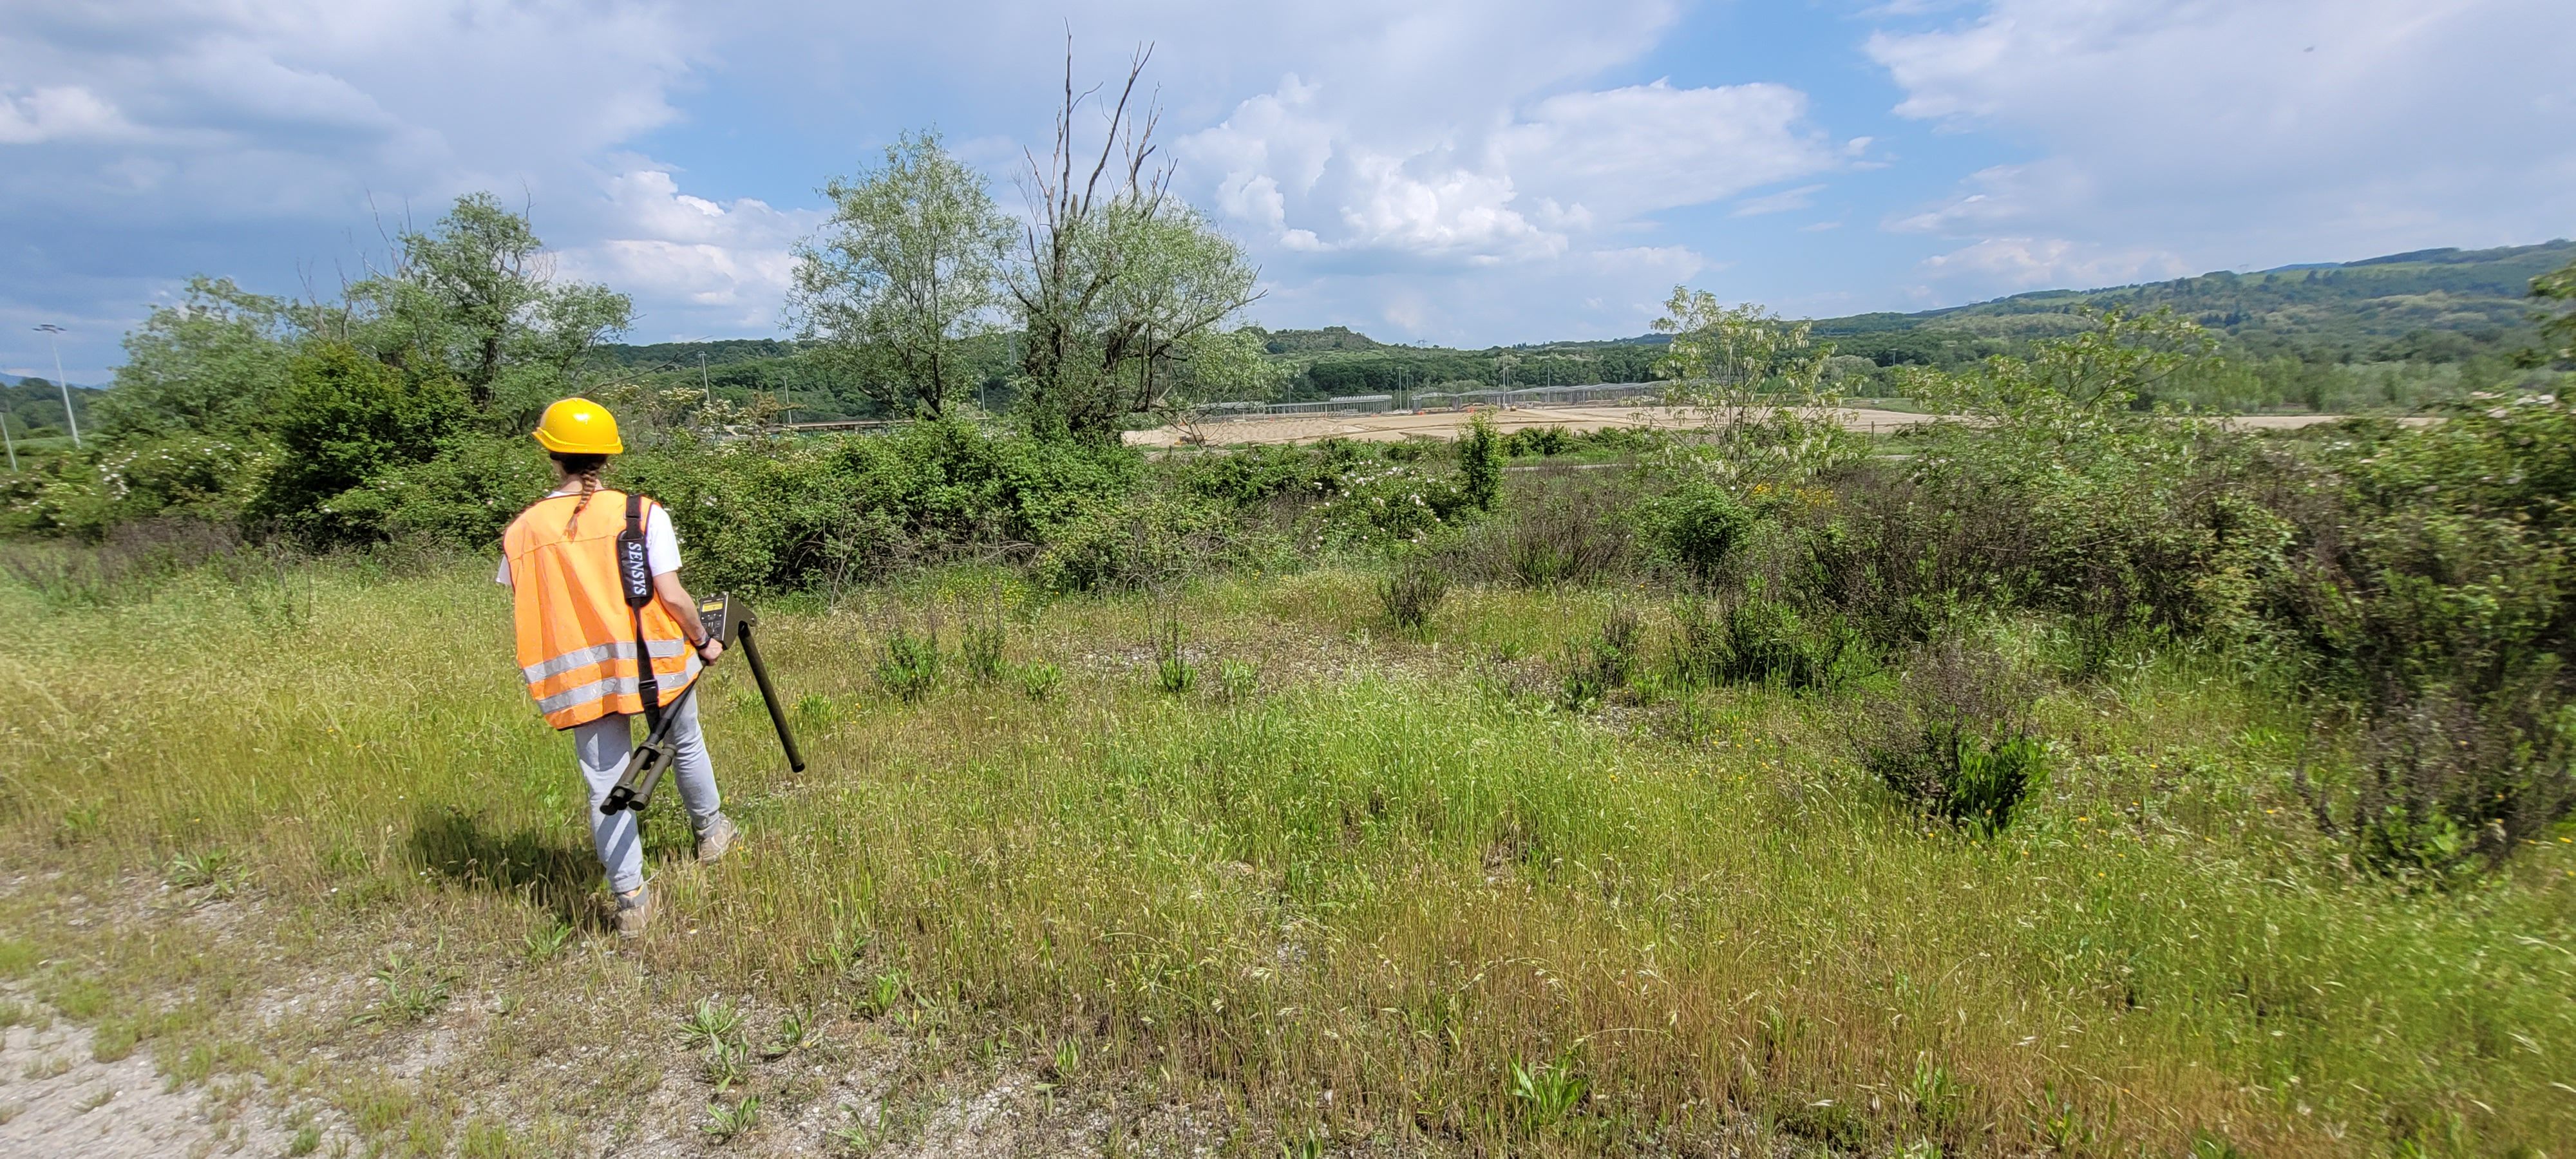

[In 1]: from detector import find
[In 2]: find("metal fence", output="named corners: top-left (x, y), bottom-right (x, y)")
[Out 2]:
top-left (1012, 382), bottom-right (1674, 426)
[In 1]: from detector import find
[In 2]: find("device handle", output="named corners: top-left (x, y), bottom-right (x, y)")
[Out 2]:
top-left (735, 622), bottom-right (806, 773)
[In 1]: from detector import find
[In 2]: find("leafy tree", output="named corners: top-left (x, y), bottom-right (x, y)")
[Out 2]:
top-left (345, 193), bottom-right (631, 422)
top-left (93, 277), bottom-right (299, 440)
top-left (790, 129), bottom-right (1015, 418)
top-left (1649, 287), bottom-right (1853, 489)
top-left (1010, 46), bottom-right (1263, 442)
top-left (2535, 256), bottom-right (2576, 364)
top-left (257, 343), bottom-right (464, 538)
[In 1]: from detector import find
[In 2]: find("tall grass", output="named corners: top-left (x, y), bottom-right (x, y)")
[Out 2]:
top-left (0, 560), bottom-right (2570, 1154)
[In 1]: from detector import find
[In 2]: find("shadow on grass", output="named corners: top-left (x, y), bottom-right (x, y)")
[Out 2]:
top-left (407, 804), bottom-right (603, 928)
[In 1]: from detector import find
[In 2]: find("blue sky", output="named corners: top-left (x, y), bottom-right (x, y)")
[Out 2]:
top-left (4, 0), bottom-right (2571, 382)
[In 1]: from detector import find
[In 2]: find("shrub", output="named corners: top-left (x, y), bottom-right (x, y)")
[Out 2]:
top-left (258, 343), bottom-right (464, 540)
top-left (1859, 639), bottom-right (2051, 833)
top-left (1561, 607), bottom-right (1643, 708)
top-left (1452, 469), bottom-right (1636, 588)
top-left (1634, 479), bottom-right (1757, 587)
top-left (1034, 491), bottom-right (1233, 594)
top-left (348, 433), bottom-right (553, 549)
top-left (1458, 413), bottom-right (1502, 513)
top-left (2347, 683), bottom-right (2576, 881)
top-left (1378, 555), bottom-right (1449, 632)
top-left (619, 418), bottom-right (1136, 595)
top-left (1313, 459), bottom-right (1469, 547)
top-left (1177, 440), bottom-right (1372, 510)
top-left (1502, 425), bottom-right (1573, 458)
top-left (960, 616), bottom-right (1008, 683)
top-left (1671, 593), bottom-right (1864, 690)
top-left (876, 622), bottom-right (942, 703)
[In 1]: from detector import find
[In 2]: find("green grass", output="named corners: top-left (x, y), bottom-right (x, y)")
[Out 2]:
top-left (0, 558), bottom-right (2570, 1154)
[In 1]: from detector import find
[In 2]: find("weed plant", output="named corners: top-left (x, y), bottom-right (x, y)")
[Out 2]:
top-left (874, 622), bottom-right (941, 703)
top-left (1859, 639), bottom-right (2052, 833)
top-left (1376, 554), bottom-right (1448, 632)
top-left (1150, 617), bottom-right (1195, 695)
top-left (1014, 661), bottom-right (1062, 701)
top-left (958, 617), bottom-right (1007, 684)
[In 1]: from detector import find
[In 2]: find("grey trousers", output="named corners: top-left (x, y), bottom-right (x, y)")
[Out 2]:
top-left (570, 691), bottom-right (722, 894)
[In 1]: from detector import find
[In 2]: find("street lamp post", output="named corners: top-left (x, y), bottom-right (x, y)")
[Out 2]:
top-left (33, 324), bottom-right (79, 448)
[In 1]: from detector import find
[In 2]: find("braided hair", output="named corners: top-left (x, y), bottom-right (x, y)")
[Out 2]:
top-left (552, 453), bottom-right (609, 538)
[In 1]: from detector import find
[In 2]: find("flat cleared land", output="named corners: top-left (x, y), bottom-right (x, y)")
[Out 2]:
top-left (1125, 405), bottom-right (2389, 447)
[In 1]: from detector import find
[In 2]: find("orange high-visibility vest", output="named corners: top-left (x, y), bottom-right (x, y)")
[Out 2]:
top-left (502, 489), bottom-right (699, 730)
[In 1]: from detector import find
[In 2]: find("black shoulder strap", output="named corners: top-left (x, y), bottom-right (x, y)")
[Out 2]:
top-left (621, 493), bottom-right (664, 730)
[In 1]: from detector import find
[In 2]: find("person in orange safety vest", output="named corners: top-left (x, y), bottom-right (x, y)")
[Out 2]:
top-left (497, 397), bottom-right (735, 938)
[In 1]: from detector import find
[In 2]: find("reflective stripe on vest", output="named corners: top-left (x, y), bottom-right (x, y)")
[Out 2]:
top-left (502, 489), bottom-right (699, 730)
top-left (520, 638), bottom-right (694, 685)
top-left (536, 653), bottom-right (704, 717)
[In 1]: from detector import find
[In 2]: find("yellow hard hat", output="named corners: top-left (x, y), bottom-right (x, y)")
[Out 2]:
top-left (533, 397), bottom-right (623, 455)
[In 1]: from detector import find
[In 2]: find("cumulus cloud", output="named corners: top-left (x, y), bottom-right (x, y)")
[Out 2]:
top-left (564, 168), bottom-right (822, 332)
top-left (1187, 74), bottom-right (1839, 267)
top-left (1177, 48), bottom-right (1844, 340)
top-left (1870, 0), bottom-right (2576, 286)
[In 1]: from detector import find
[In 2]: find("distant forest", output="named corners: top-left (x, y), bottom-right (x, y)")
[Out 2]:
top-left (0, 377), bottom-right (104, 444)
top-left (484, 238), bottom-right (2576, 422)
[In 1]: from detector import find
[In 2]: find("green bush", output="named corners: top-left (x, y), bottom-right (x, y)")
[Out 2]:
top-left (1635, 479), bottom-right (1757, 587)
top-left (1502, 426), bottom-right (1571, 458)
top-left (257, 344), bottom-right (465, 540)
top-left (1560, 607), bottom-right (1643, 708)
top-left (960, 616), bottom-right (1008, 683)
top-left (1305, 458), bottom-right (1470, 548)
top-left (1859, 639), bottom-right (2051, 834)
top-left (618, 419), bottom-right (1137, 594)
top-left (2260, 397), bottom-right (2576, 871)
top-left (1671, 594), bottom-right (1864, 691)
top-left (1034, 491), bottom-right (1233, 594)
top-left (328, 433), bottom-right (553, 549)
top-left (0, 435), bottom-right (274, 540)
top-left (1449, 471), bottom-right (1636, 588)
top-left (2347, 683), bottom-right (2575, 882)
top-left (1177, 440), bottom-right (1373, 510)
top-left (1458, 414), bottom-right (1502, 513)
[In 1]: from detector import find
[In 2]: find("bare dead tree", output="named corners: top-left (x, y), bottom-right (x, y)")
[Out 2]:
top-left (1009, 39), bottom-right (1260, 440)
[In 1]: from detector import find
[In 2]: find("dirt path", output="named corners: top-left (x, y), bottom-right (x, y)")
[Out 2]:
top-left (1124, 404), bottom-right (2388, 447)
top-left (0, 1002), bottom-right (299, 1158)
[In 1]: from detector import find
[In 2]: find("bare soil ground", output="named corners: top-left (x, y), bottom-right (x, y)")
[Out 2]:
top-left (1123, 404), bottom-right (2389, 448)
top-left (0, 1004), bottom-right (298, 1159)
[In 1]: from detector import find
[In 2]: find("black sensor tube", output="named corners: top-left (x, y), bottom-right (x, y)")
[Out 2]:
top-left (735, 622), bottom-right (806, 773)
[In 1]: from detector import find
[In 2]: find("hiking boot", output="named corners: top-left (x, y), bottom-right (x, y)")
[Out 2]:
top-left (614, 883), bottom-right (655, 939)
top-left (696, 813), bottom-right (738, 865)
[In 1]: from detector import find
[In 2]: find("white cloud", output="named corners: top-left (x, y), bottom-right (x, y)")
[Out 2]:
top-left (0, 86), bottom-right (141, 145)
top-left (1869, 0), bottom-right (2576, 281)
top-left (1502, 82), bottom-right (1839, 221)
top-left (1920, 237), bottom-right (2189, 291)
top-left (1187, 74), bottom-right (1839, 265)
top-left (1734, 184), bottom-right (1827, 218)
top-left (562, 169), bottom-right (822, 333)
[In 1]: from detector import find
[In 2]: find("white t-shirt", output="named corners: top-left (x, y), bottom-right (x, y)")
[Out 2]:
top-left (493, 489), bottom-right (681, 587)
